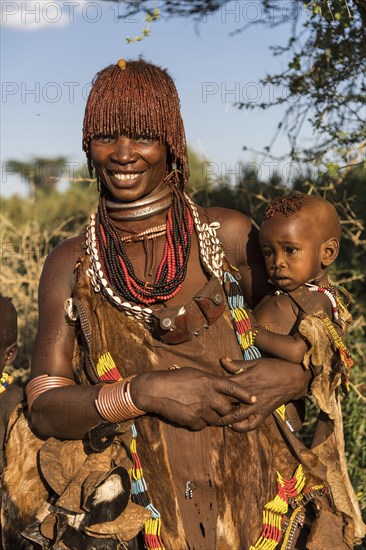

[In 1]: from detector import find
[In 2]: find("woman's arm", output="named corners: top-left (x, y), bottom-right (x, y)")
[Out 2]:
top-left (30, 236), bottom-right (103, 439)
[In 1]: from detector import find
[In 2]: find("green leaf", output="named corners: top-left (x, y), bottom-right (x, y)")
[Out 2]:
top-left (325, 162), bottom-right (340, 178)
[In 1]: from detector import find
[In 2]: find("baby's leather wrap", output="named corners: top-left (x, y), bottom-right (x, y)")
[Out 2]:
top-left (289, 285), bottom-right (365, 545)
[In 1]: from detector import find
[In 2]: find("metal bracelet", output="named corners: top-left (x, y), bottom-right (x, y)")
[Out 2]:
top-left (95, 376), bottom-right (145, 423)
top-left (26, 374), bottom-right (76, 411)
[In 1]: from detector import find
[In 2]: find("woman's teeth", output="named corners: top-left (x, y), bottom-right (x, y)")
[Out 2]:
top-left (113, 173), bottom-right (139, 181)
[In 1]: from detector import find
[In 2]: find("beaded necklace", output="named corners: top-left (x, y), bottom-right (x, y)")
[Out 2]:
top-left (85, 192), bottom-right (225, 324)
top-left (95, 188), bottom-right (193, 306)
top-left (304, 282), bottom-right (351, 323)
top-left (120, 223), bottom-right (166, 243)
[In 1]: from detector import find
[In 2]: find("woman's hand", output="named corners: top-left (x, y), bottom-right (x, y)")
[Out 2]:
top-left (218, 357), bottom-right (312, 432)
top-left (130, 367), bottom-right (257, 431)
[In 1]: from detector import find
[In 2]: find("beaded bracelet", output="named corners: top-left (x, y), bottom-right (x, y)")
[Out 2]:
top-left (251, 324), bottom-right (265, 346)
top-left (95, 376), bottom-right (146, 423)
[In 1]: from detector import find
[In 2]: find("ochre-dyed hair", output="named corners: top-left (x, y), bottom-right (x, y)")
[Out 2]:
top-left (263, 192), bottom-right (304, 219)
top-left (83, 59), bottom-right (189, 189)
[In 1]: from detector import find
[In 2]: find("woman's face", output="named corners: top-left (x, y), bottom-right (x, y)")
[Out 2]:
top-left (90, 134), bottom-right (167, 202)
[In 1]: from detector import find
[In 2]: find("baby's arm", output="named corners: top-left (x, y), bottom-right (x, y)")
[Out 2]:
top-left (252, 293), bottom-right (308, 363)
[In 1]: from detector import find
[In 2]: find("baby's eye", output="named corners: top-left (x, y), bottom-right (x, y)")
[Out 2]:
top-left (285, 247), bottom-right (298, 256)
top-left (262, 249), bottom-right (273, 258)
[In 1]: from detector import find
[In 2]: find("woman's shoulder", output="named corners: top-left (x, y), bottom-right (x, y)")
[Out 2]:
top-left (204, 206), bottom-right (254, 242)
top-left (40, 233), bottom-right (86, 293)
top-left (205, 206), bottom-right (252, 227)
top-left (46, 233), bottom-right (85, 265)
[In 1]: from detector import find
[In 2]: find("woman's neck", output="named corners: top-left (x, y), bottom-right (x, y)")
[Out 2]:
top-left (104, 183), bottom-right (172, 223)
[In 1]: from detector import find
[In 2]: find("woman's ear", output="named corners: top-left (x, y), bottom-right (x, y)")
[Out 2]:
top-left (321, 238), bottom-right (339, 267)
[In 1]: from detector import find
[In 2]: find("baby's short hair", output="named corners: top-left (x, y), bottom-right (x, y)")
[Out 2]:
top-left (263, 192), bottom-right (304, 220)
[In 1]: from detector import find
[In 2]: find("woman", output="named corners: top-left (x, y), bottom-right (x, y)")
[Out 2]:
top-left (4, 60), bottom-right (357, 549)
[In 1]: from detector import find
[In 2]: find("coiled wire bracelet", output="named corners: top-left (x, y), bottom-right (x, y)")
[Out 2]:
top-left (95, 376), bottom-right (146, 423)
top-left (26, 374), bottom-right (76, 412)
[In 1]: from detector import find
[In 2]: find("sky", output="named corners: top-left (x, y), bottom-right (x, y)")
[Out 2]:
top-left (1, 0), bottom-right (310, 196)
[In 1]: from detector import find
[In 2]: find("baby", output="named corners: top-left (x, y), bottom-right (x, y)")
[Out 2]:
top-left (0, 296), bottom-right (23, 473)
top-left (250, 193), bottom-right (352, 430)
top-left (252, 192), bottom-right (350, 357)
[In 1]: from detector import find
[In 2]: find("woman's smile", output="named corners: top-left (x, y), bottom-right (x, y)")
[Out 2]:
top-left (91, 135), bottom-right (167, 202)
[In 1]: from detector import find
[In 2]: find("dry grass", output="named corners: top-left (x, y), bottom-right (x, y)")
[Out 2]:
top-left (0, 214), bottom-right (71, 382)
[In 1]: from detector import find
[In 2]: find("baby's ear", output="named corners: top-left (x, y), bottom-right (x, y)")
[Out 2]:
top-left (4, 342), bottom-right (18, 366)
top-left (321, 238), bottom-right (339, 266)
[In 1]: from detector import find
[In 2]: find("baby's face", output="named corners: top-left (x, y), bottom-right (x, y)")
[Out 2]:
top-left (259, 212), bottom-right (326, 291)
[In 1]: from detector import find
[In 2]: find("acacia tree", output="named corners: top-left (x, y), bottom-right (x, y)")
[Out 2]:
top-left (6, 157), bottom-right (67, 199)
top-left (111, 0), bottom-right (366, 176)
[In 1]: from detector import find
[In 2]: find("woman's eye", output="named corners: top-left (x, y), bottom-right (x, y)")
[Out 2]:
top-left (136, 136), bottom-right (153, 144)
top-left (94, 135), bottom-right (116, 143)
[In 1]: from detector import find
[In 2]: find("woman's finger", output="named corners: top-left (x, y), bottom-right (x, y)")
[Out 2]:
top-left (229, 414), bottom-right (263, 432)
top-left (220, 357), bottom-right (259, 375)
top-left (219, 403), bottom-right (260, 426)
top-left (209, 397), bottom-right (236, 418)
top-left (220, 357), bottom-right (242, 374)
top-left (217, 377), bottom-right (257, 405)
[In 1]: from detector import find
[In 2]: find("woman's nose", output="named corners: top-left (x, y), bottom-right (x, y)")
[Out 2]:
top-left (110, 136), bottom-right (137, 164)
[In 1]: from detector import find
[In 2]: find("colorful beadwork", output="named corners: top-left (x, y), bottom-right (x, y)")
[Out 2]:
top-left (224, 271), bottom-right (261, 360)
top-left (322, 315), bottom-right (353, 393)
top-left (129, 423), bottom-right (165, 550)
top-left (249, 465), bottom-right (305, 550)
top-left (305, 282), bottom-right (352, 324)
top-left (250, 465), bottom-right (328, 550)
top-left (96, 352), bottom-right (122, 382)
top-left (96, 199), bottom-right (194, 305)
top-left (275, 404), bottom-right (295, 433)
top-left (95, 353), bottom-right (165, 547)
top-left (0, 373), bottom-right (13, 394)
top-left (280, 507), bottom-right (305, 550)
top-left (224, 270), bottom-right (292, 428)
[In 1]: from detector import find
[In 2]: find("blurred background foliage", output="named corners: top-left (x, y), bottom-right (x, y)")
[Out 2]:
top-left (1, 147), bottom-right (365, 523)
